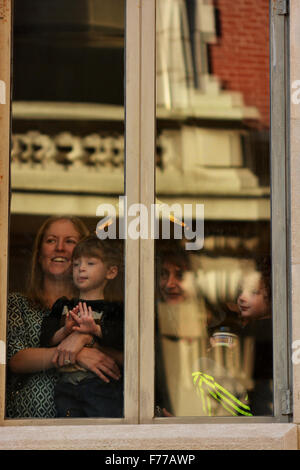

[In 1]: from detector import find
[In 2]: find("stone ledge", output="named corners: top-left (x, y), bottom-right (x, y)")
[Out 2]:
top-left (0, 423), bottom-right (297, 450)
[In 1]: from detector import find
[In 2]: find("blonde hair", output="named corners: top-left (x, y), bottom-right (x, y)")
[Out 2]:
top-left (27, 216), bottom-right (89, 306)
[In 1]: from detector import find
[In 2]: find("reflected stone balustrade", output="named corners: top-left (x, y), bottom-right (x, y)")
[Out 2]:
top-left (11, 127), bottom-right (263, 193)
top-left (11, 131), bottom-right (125, 169)
top-left (10, 126), bottom-right (270, 220)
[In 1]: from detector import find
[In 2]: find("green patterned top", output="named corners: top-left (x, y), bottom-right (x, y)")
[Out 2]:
top-left (6, 293), bottom-right (58, 418)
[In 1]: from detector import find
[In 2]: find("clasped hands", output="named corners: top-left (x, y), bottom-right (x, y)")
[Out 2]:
top-left (51, 303), bottom-right (120, 383)
top-left (64, 301), bottom-right (101, 338)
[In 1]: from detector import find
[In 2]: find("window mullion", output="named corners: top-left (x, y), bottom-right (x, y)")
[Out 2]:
top-left (270, 4), bottom-right (290, 421)
top-left (124, 0), bottom-right (142, 424)
top-left (139, 0), bottom-right (156, 424)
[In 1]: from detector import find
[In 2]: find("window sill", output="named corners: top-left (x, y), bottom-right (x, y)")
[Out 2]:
top-left (0, 423), bottom-right (297, 450)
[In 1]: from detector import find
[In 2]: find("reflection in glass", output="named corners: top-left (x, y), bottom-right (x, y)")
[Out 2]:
top-left (6, 0), bottom-right (125, 419)
top-left (155, 0), bottom-right (272, 417)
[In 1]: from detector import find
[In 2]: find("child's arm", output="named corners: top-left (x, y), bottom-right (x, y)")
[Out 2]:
top-left (70, 302), bottom-right (102, 338)
top-left (49, 306), bottom-right (80, 345)
top-left (40, 297), bottom-right (77, 348)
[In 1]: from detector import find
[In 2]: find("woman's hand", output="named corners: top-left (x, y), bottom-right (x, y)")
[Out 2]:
top-left (76, 347), bottom-right (121, 384)
top-left (52, 331), bottom-right (92, 367)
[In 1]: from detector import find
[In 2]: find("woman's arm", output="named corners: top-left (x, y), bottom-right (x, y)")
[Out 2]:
top-left (52, 330), bottom-right (93, 367)
top-left (7, 293), bottom-right (60, 374)
top-left (98, 345), bottom-right (124, 367)
top-left (8, 347), bottom-right (58, 374)
top-left (76, 347), bottom-right (121, 383)
top-left (9, 332), bottom-right (94, 374)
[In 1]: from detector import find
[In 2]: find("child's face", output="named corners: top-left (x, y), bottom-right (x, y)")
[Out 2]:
top-left (73, 255), bottom-right (117, 298)
top-left (237, 271), bottom-right (270, 321)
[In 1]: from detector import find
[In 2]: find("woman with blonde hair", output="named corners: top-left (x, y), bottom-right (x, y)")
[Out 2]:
top-left (6, 216), bottom-right (121, 418)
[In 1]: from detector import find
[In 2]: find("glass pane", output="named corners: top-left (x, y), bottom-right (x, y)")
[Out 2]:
top-left (155, 0), bottom-right (272, 417)
top-left (6, 0), bottom-right (126, 419)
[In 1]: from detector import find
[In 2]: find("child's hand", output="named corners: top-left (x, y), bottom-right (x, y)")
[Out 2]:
top-left (64, 305), bottom-right (80, 335)
top-left (70, 302), bottom-right (101, 337)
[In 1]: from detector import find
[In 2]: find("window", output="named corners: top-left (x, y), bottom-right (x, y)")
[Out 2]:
top-left (0, 0), bottom-right (290, 427)
top-left (139, 0), bottom-right (290, 423)
top-left (154, 0), bottom-right (274, 419)
top-left (5, 0), bottom-right (132, 423)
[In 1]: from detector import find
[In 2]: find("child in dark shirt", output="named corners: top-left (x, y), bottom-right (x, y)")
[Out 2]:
top-left (40, 236), bottom-right (124, 418)
top-left (237, 264), bottom-right (271, 324)
top-left (236, 259), bottom-right (273, 415)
